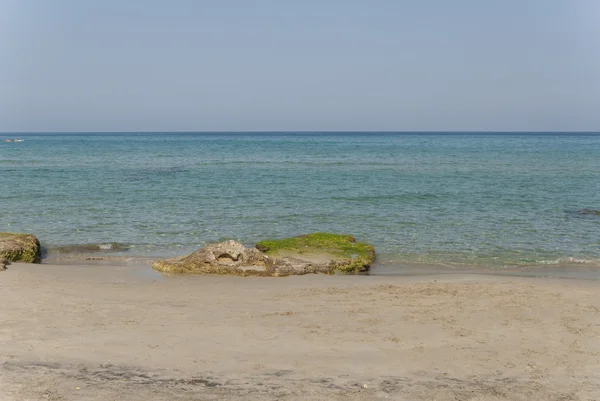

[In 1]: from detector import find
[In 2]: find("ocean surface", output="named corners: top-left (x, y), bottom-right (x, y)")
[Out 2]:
top-left (1, 132), bottom-right (599, 273)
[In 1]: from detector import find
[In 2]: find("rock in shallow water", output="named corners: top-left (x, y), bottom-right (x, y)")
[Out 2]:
top-left (577, 209), bottom-right (600, 216)
top-left (153, 233), bottom-right (376, 276)
top-left (0, 232), bottom-right (41, 263)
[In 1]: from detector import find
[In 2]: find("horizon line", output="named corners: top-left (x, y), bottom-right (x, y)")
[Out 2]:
top-left (2, 130), bottom-right (600, 135)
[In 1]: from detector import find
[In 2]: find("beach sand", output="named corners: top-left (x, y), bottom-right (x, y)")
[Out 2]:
top-left (1, 263), bottom-right (599, 400)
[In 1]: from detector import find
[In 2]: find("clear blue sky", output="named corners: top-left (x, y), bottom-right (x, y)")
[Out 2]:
top-left (1, 0), bottom-right (599, 132)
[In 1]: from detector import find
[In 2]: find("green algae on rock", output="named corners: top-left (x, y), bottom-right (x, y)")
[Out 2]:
top-left (255, 233), bottom-right (375, 274)
top-left (152, 233), bottom-right (376, 276)
top-left (0, 232), bottom-right (41, 263)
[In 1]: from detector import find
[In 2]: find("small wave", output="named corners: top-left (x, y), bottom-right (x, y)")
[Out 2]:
top-left (537, 257), bottom-right (600, 265)
top-left (331, 193), bottom-right (444, 202)
top-left (377, 251), bottom-right (600, 270)
top-left (42, 253), bottom-right (158, 266)
top-left (46, 242), bottom-right (130, 254)
top-left (122, 167), bottom-right (189, 182)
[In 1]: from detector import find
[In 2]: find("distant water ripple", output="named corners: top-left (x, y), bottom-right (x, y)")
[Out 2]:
top-left (1, 133), bottom-right (599, 270)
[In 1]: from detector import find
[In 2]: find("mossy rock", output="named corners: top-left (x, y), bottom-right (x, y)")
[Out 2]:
top-left (152, 234), bottom-right (376, 277)
top-left (256, 232), bottom-right (375, 274)
top-left (0, 232), bottom-right (41, 263)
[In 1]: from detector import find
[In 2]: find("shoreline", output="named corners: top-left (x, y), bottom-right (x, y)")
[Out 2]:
top-left (2, 262), bottom-right (600, 400)
top-left (39, 252), bottom-right (600, 281)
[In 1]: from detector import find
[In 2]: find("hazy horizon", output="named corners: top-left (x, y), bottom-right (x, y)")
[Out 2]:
top-left (3, 131), bottom-right (600, 135)
top-left (2, 0), bottom-right (599, 132)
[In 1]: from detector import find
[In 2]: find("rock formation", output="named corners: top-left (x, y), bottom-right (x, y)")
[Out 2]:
top-left (256, 232), bottom-right (375, 274)
top-left (153, 233), bottom-right (375, 276)
top-left (0, 232), bottom-right (41, 263)
top-left (152, 240), bottom-right (269, 274)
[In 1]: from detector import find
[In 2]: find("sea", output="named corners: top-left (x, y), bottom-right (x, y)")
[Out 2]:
top-left (2, 132), bottom-right (599, 276)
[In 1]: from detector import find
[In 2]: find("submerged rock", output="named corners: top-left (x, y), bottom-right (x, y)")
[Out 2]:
top-left (0, 258), bottom-right (8, 271)
top-left (577, 209), bottom-right (600, 216)
top-left (153, 233), bottom-right (375, 276)
top-left (0, 232), bottom-right (41, 263)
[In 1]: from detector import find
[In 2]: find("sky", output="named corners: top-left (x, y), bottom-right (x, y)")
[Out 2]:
top-left (1, 0), bottom-right (599, 132)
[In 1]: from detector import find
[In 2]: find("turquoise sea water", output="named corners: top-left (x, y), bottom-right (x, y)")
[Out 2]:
top-left (1, 133), bottom-right (599, 271)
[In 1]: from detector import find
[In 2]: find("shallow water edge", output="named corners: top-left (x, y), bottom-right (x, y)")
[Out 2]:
top-left (37, 253), bottom-right (600, 281)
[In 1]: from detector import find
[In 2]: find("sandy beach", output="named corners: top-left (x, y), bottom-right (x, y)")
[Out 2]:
top-left (1, 263), bottom-right (599, 401)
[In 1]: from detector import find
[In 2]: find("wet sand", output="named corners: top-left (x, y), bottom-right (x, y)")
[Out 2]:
top-left (1, 262), bottom-right (599, 400)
